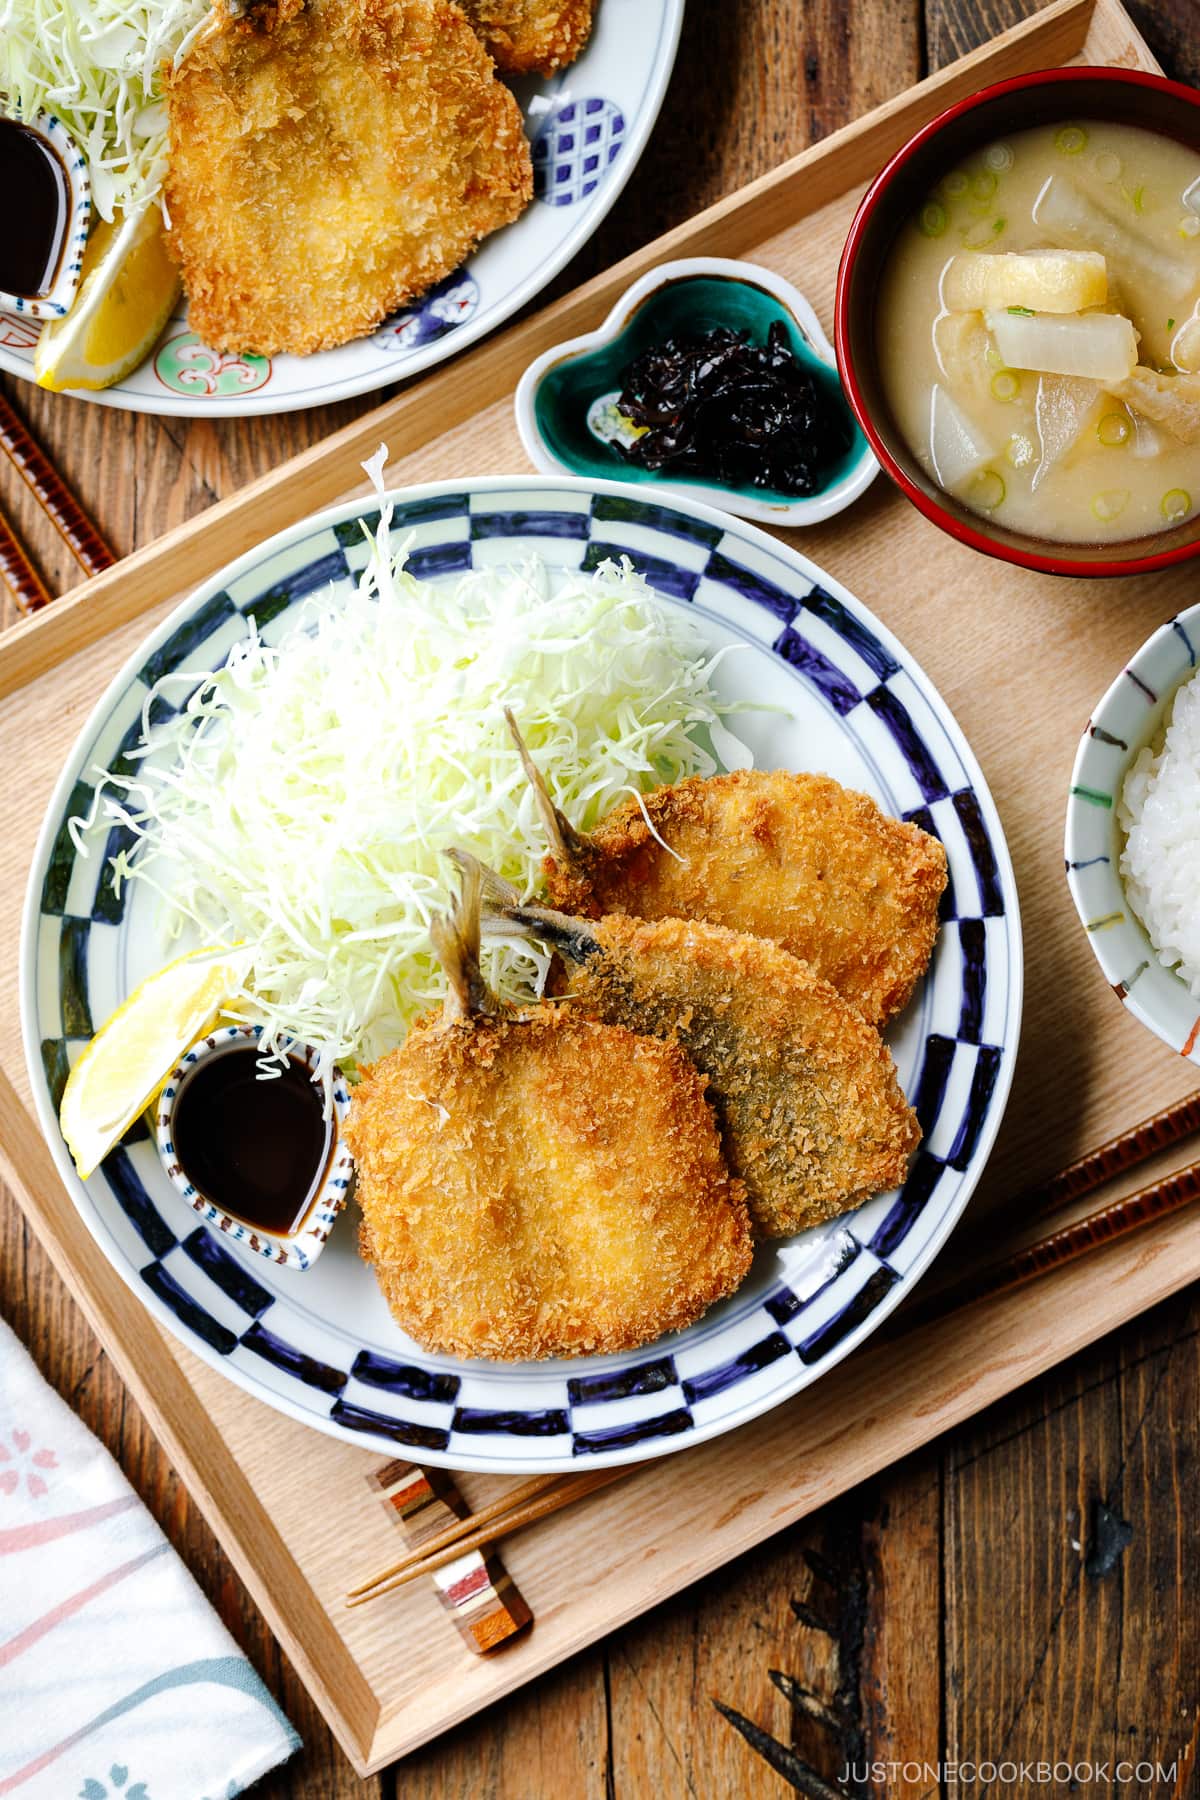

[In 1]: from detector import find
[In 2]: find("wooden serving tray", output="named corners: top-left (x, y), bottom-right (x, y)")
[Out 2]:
top-left (2, 0), bottom-right (1197, 1775)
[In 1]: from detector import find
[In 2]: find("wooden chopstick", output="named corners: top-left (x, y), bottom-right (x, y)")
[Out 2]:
top-left (0, 390), bottom-right (115, 577)
top-left (1018, 1088), bottom-right (1200, 1228)
top-left (894, 1150), bottom-right (1200, 1338)
top-left (346, 1093), bottom-right (1200, 1609)
top-left (346, 1465), bottom-right (629, 1607)
top-left (0, 501), bottom-right (53, 614)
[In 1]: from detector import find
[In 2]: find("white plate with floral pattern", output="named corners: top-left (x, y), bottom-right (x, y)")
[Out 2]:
top-left (0, 1), bottom-right (683, 416)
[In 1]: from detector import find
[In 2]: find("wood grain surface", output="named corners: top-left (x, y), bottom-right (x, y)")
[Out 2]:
top-left (3, 1), bottom-right (1200, 1794)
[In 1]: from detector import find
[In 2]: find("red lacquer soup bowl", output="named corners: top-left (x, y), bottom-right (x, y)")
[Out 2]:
top-left (835, 67), bottom-right (1200, 578)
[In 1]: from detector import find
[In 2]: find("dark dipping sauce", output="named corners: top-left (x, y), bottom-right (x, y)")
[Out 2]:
top-left (172, 1047), bottom-right (331, 1237)
top-left (0, 119), bottom-right (70, 299)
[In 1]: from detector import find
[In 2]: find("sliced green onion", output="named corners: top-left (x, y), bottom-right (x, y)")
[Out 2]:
top-left (1055, 125), bottom-right (1088, 156)
top-left (972, 169), bottom-right (998, 200)
top-left (919, 200), bottom-right (948, 238)
top-left (1092, 150), bottom-right (1121, 182)
top-left (1090, 489), bottom-right (1129, 522)
top-left (1168, 317), bottom-right (1177, 331)
top-left (1162, 488), bottom-right (1192, 523)
top-left (967, 469), bottom-right (1006, 511)
top-left (962, 216), bottom-right (1007, 247)
top-left (1180, 216), bottom-right (1200, 239)
top-left (1006, 305), bottom-right (1034, 316)
top-left (1097, 412), bottom-right (1131, 447)
top-left (983, 143), bottom-right (1014, 173)
top-left (990, 369), bottom-right (1021, 403)
top-left (944, 170), bottom-right (969, 197)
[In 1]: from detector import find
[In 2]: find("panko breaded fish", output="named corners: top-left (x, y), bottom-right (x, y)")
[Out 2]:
top-left (345, 864), bottom-right (752, 1361)
top-left (483, 882), bottom-right (920, 1239)
top-left (164, 0), bottom-right (533, 358)
top-left (458, 0), bottom-right (595, 74)
top-left (507, 717), bottom-right (947, 1027)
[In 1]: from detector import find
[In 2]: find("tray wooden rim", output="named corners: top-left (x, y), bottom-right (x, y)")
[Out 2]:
top-left (2, 0), bottom-right (1191, 1776)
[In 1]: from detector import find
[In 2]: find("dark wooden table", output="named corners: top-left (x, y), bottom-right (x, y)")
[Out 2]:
top-left (3, 1), bottom-right (1199, 1793)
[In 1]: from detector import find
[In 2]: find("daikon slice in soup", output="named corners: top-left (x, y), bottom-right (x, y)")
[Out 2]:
top-left (876, 120), bottom-right (1200, 544)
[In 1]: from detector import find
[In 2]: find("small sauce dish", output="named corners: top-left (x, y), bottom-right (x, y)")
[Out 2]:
top-left (515, 256), bottom-right (877, 526)
top-left (0, 111), bottom-right (91, 320)
top-left (154, 1024), bottom-right (354, 1270)
top-left (1066, 600), bottom-right (1200, 1063)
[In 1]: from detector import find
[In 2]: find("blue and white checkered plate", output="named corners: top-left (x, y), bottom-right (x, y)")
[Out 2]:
top-left (0, 2), bottom-right (682, 416)
top-left (21, 477), bottom-right (1023, 1474)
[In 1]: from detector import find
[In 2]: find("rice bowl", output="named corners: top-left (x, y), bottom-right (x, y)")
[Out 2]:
top-left (1067, 598), bottom-right (1200, 1061)
top-left (1120, 671), bottom-right (1200, 995)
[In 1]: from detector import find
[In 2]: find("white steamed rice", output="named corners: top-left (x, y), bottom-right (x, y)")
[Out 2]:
top-left (1120, 669), bottom-right (1200, 992)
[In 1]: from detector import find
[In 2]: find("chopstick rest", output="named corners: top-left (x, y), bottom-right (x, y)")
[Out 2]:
top-left (366, 1458), bottom-right (532, 1654)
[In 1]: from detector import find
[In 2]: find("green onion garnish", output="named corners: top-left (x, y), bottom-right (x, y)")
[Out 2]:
top-left (1091, 489), bottom-right (1129, 523)
top-left (919, 200), bottom-right (948, 238)
top-left (968, 469), bottom-right (1006, 512)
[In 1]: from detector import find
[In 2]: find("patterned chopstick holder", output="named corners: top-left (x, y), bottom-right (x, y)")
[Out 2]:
top-left (367, 1459), bottom-right (533, 1653)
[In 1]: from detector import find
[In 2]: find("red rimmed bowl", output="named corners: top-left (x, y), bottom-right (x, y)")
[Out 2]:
top-left (835, 66), bottom-right (1200, 579)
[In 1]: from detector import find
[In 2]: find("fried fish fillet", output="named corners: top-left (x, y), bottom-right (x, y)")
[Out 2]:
top-left (345, 869), bottom-right (751, 1361)
top-left (487, 891), bottom-right (920, 1239)
top-left (457, 0), bottom-right (595, 74)
top-left (164, 0), bottom-right (533, 357)
top-left (512, 726), bottom-right (947, 1026)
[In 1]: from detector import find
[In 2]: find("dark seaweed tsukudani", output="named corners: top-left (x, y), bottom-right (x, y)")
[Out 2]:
top-left (614, 322), bottom-right (854, 496)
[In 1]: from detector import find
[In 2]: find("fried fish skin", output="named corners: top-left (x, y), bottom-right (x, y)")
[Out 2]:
top-left (457, 0), bottom-right (595, 73)
top-left (164, 0), bottom-right (532, 358)
top-left (542, 769), bottom-right (948, 1027)
top-left (346, 1005), bottom-right (752, 1361)
top-left (506, 907), bottom-right (920, 1240)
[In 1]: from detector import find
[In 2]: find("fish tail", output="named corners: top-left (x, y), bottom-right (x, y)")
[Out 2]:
top-left (431, 855), bottom-right (505, 1019)
top-left (503, 707), bottom-right (590, 864)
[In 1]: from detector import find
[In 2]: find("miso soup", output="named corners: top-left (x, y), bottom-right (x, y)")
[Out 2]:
top-left (876, 120), bottom-right (1200, 544)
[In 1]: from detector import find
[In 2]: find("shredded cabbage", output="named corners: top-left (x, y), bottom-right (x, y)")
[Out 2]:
top-left (0, 0), bottom-right (211, 219)
top-left (77, 466), bottom-right (751, 1079)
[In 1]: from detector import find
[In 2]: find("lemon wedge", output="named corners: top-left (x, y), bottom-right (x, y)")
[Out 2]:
top-left (34, 203), bottom-right (181, 393)
top-left (59, 944), bottom-right (253, 1180)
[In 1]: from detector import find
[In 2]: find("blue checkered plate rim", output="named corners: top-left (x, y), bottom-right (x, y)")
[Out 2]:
top-left (20, 476), bottom-right (1023, 1474)
top-left (0, 1), bottom-right (683, 416)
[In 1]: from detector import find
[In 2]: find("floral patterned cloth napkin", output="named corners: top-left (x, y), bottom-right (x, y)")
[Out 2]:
top-left (0, 1313), bottom-right (300, 1798)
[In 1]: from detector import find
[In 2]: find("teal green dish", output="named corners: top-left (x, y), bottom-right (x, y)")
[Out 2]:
top-left (515, 258), bottom-right (878, 524)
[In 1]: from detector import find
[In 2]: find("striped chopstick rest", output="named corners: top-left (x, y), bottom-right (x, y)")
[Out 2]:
top-left (367, 1458), bottom-right (532, 1653)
